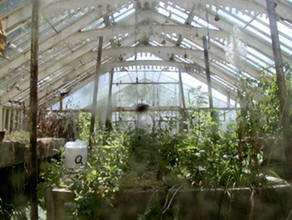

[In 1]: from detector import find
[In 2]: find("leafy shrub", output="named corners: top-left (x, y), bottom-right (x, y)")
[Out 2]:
top-left (40, 103), bottom-right (278, 218)
top-left (178, 110), bottom-right (265, 188)
top-left (38, 109), bottom-right (78, 140)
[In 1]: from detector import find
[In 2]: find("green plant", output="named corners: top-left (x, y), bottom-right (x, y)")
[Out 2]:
top-left (4, 130), bottom-right (30, 147)
top-left (0, 198), bottom-right (31, 220)
top-left (177, 110), bottom-right (266, 188)
top-left (38, 108), bottom-right (78, 140)
top-left (39, 127), bottom-right (131, 219)
top-left (40, 107), bottom-right (279, 218)
top-left (137, 191), bottom-right (180, 220)
top-left (236, 65), bottom-right (292, 177)
top-left (187, 86), bottom-right (208, 107)
top-left (72, 129), bottom-right (130, 217)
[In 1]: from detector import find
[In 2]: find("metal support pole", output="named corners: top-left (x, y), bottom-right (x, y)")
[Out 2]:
top-left (7, 109), bottom-right (11, 132)
top-left (22, 102), bottom-right (26, 130)
top-left (266, 0), bottom-right (291, 176)
top-left (6, 108), bottom-right (11, 132)
top-left (227, 91), bottom-right (231, 108)
top-left (178, 69), bottom-right (186, 110)
top-left (203, 36), bottom-right (217, 123)
top-left (29, 0), bottom-right (39, 219)
top-left (89, 36), bottom-right (103, 148)
top-left (59, 94), bottom-right (63, 111)
top-left (11, 109), bottom-right (14, 131)
top-left (178, 69), bottom-right (187, 131)
top-left (203, 36), bottom-right (213, 109)
top-left (105, 69), bottom-right (114, 130)
top-left (3, 108), bottom-right (7, 130)
top-left (266, 0), bottom-right (289, 130)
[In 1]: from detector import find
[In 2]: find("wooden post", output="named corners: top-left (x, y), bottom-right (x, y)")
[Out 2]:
top-left (89, 36), bottom-right (103, 148)
top-left (105, 69), bottom-right (114, 130)
top-left (29, 0), bottom-right (39, 218)
top-left (266, 0), bottom-right (291, 176)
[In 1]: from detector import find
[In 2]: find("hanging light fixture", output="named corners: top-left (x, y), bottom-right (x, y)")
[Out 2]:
top-left (214, 14), bottom-right (220, 21)
top-left (214, 1), bottom-right (220, 21)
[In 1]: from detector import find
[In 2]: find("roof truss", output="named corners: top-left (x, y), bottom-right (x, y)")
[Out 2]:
top-left (0, 0), bottom-right (291, 107)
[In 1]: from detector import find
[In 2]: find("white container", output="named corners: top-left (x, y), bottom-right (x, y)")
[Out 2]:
top-left (63, 139), bottom-right (87, 171)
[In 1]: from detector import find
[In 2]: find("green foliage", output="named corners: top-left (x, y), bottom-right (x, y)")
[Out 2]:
top-left (137, 193), bottom-right (180, 220)
top-left (236, 64), bottom-right (292, 177)
top-left (40, 104), bottom-right (278, 218)
top-left (4, 130), bottom-right (30, 147)
top-left (0, 198), bottom-right (31, 220)
top-left (179, 110), bottom-right (265, 188)
top-left (187, 86), bottom-right (208, 107)
top-left (38, 109), bottom-right (78, 139)
top-left (238, 75), bottom-right (279, 139)
top-left (71, 129), bottom-right (130, 217)
top-left (238, 64), bottom-right (292, 138)
top-left (40, 128), bottom-right (130, 219)
top-left (39, 156), bottom-right (64, 188)
top-left (77, 112), bottom-right (92, 144)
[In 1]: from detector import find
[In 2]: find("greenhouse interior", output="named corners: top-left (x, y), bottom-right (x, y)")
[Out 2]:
top-left (1, 0), bottom-right (292, 219)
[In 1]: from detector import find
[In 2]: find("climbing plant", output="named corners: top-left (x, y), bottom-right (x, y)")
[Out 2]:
top-left (236, 64), bottom-right (292, 178)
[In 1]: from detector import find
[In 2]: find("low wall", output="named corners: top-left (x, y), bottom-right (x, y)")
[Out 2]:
top-left (0, 138), bottom-right (65, 213)
top-left (46, 184), bottom-right (292, 220)
top-left (0, 138), bottom-right (65, 169)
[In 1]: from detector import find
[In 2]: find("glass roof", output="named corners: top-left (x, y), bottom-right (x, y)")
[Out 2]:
top-left (0, 0), bottom-right (291, 107)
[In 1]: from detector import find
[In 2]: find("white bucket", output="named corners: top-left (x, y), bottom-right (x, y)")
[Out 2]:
top-left (63, 139), bottom-right (87, 171)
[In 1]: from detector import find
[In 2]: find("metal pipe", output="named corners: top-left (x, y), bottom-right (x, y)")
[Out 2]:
top-left (89, 36), bottom-right (103, 148)
top-left (203, 36), bottom-right (214, 109)
top-left (178, 68), bottom-right (187, 131)
top-left (105, 69), bottom-right (114, 130)
top-left (59, 94), bottom-right (63, 111)
top-left (178, 69), bottom-right (186, 110)
top-left (227, 91), bottom-right (231, 108)
top-left (46, 106), bottom-right (238, 113)
top-left (113, 82), bottom-right (179, 85)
